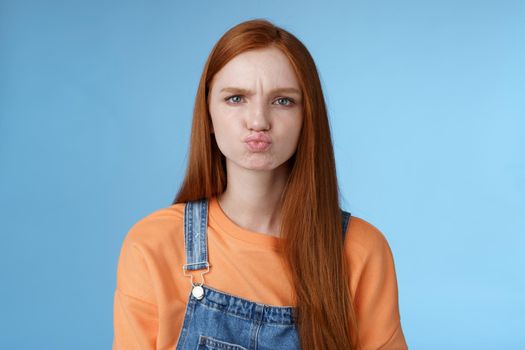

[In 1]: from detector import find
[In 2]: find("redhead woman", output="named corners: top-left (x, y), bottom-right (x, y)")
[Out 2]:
top-left (113, 19), bottom-right (408, 350)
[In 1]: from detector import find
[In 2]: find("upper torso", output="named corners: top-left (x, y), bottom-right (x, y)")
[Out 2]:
top-left (113, 196), bottom-right (408, 349)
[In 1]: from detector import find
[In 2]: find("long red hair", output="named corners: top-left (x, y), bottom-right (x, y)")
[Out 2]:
top-left (173, 18), bottom-right (359, 349)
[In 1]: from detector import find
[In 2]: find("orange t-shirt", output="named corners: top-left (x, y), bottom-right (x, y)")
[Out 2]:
top-left (113, 196), bottom-right (407, 349)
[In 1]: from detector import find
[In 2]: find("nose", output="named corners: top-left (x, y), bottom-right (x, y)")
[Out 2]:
top-left (245, 97), bottom-right (270, 131)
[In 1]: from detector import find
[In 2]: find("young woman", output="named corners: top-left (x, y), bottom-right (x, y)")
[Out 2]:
top-left (113, 19), bottom-right (408, 350)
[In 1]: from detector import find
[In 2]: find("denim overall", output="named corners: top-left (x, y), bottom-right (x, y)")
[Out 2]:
top-left (175, 198), bottom-right (351, 350)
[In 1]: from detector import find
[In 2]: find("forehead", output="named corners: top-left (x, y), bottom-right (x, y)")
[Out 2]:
top-left (211, 46), bottom-right (300, 91)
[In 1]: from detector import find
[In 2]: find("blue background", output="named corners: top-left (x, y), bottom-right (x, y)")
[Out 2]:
top-left (1, 0), bottom-right (523, 349)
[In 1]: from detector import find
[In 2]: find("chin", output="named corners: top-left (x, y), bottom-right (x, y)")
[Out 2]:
top-left (246, 165), bottom-right (276, 172)
top-left (241, 161), bottom-right (279, 171)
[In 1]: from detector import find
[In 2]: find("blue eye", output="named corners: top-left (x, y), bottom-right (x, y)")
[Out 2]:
top-left (275, 97), bottom-right (294, 106)
top-left (225, 95), bottom-right (243, 103)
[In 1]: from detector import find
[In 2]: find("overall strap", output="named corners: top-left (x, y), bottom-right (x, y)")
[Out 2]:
top-left (183, 198), bottom-right (210, 272)
top-left (341, 209), bottom-right (351, 241)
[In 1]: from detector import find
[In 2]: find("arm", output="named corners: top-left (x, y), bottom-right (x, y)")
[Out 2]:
top-left (349, 221), bottom-right (408, 350)
top-left (113, 233), bottom-right (158, 350)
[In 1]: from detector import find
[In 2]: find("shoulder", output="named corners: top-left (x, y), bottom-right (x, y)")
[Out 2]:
top-left (115, 203), bottom-right (186, 304)
top-left (122, 202), bottom-right (186, 251)
top-left (344, 215), bottom-right (394, 264)
top-left (343, 215), bottom-right (399, 292)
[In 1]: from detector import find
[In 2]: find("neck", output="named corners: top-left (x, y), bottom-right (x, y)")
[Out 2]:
top-left (217, 162), bottom-right (291, 237)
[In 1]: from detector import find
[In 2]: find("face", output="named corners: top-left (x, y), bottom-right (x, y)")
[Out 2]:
top-left (208, 46), bottom-right (303, 172)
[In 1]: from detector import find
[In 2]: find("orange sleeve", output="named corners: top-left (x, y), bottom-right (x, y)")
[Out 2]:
top-left (112, 228), bottom-right (158, 350)
top-left (351, 223), bottom-right (408, 350)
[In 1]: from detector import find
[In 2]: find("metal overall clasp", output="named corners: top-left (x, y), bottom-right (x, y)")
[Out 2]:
top-left (182, 262), bottom-right (210, 300)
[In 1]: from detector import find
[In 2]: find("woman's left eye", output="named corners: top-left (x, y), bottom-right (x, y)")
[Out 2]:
top-left (274, 97), bottom-right (294, 106)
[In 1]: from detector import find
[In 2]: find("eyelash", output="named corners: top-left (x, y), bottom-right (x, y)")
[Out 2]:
top-left (224, 95), bottom-right (295, 106)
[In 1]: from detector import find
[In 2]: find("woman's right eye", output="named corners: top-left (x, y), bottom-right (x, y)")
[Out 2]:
top-left (225, 95), bottom-right (243, 103)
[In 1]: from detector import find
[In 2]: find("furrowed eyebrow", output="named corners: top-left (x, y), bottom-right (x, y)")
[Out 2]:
top-left (219, 87), bottom-right (302, 96)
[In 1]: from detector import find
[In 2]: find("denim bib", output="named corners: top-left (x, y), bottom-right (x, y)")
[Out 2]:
top-left (175, 198), bottom-right (351, 350)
